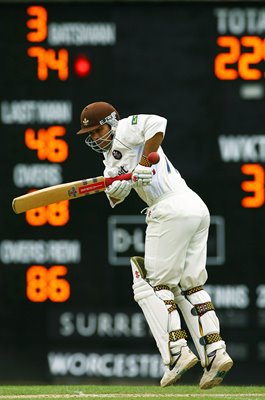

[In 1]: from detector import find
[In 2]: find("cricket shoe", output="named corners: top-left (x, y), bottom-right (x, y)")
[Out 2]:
top-left (200, 348), bottom-right (233, 390)
top-left (160, 346), bottom-right (198, 388)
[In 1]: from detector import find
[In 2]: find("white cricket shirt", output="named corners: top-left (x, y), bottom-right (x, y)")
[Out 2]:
top-left (103, 114), bottom-right (188, 207)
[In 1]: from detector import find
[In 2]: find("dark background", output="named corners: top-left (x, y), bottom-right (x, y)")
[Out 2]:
top-left (0, 1), bottom-right (264, 385)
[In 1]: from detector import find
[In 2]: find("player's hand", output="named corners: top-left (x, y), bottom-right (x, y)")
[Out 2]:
top-left (105, 180), bottom-right (132, 200)
top-left (132, 164), bottom-right (153, 187)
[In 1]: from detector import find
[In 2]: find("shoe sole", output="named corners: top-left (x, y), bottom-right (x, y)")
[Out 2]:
top-left (161, 357), bottom-right (198, 388)
top-left (200, 360), bottom-right (233, 390)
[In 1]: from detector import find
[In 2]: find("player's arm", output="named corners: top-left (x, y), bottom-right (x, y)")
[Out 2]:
top-left (132, 128), bottom-right (164, 187)
top-left (141, 132), bottom-right (164, 163)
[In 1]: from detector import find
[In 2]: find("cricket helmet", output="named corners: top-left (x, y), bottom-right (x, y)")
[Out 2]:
top-left (76, 102), bottom-right (120, 135)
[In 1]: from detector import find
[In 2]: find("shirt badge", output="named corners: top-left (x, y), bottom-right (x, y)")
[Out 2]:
top-left (112, 150), bottom-right (122, 160)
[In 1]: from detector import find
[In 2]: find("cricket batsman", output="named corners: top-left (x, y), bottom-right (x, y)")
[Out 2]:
top-left (76, 101), bottom-right (233, 389)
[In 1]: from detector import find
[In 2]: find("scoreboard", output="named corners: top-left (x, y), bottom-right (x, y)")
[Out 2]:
top-left (0, 1), bottom-right (265, 384)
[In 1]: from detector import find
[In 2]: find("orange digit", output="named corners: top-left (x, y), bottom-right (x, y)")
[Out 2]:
top-left (27, 47), bottom-right (49, 80)
top-left (26, 266), bottom-right (48, 302)
top-left (215, 36), bottom-right (240, 80)
top-left (47, 201), bottom-right (69, 226)
top-left (239, 36), bottom-right (263, 80)
top-left (46, 126), bottom-right (68, 162)
top-left (241, 164), bottom-right (265, 208)
top-left (48, 266), bottom-right (70, 302)
top-left (26, 205), bottom-right (47, 226)
top-left (47, 49), bottom-right (69, 80)
top-left (25, 128), bottom-right (47, 160)
top-left (26, 6), bottom-right (47, 42)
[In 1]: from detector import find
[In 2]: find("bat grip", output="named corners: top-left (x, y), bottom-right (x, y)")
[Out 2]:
top-left (104, 152), bottom-right (159, 187)
top-left (105, 173), bottom-right (132, 187)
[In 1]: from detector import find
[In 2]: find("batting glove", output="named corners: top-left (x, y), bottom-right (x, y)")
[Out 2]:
top-left (132, 164), bottom-right (153, 187)
top-left (105, 180), bottom-right (132, 200)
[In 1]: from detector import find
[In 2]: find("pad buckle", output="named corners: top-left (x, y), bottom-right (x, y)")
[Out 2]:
top-left (191, 301), bottom-right (215, 316)
top-left (199, 333), bottom-right (222, 346)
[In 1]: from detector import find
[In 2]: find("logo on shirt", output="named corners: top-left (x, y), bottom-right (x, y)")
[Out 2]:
top-left (132, 115), bottom-right (138, 125)
top-left (118, 165), bottom-right (129, 175)
top-left (112, 149), bottom-right (122, 160)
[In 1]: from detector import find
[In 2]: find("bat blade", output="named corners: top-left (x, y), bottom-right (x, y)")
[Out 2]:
top-left (12, 172), bottom-right (132, 214)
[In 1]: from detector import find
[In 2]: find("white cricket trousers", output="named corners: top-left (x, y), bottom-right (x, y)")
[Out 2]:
top-left (144, 188), bottom-right (210, 291)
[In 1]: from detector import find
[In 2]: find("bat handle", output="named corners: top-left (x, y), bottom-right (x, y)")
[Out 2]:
top-left (105, 173), bottom-right (132, 187)
top-left (104, 152), bottom-right (160, 187)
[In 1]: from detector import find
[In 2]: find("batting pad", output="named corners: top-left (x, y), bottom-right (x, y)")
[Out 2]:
top-left (176, 290), bottom-right (224, 367)
top-left (131, 256), bottom-right (172, 365)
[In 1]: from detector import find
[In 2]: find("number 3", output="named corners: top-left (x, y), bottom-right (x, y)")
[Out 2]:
top-left (241, 164), bottom-right (265, 208)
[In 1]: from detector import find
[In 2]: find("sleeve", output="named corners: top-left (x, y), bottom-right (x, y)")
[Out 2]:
top-left (140, 114), bottom-right (167, 141)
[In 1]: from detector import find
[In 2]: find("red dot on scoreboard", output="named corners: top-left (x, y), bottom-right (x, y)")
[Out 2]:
top-left (74, 55), bottom-right (91, 77)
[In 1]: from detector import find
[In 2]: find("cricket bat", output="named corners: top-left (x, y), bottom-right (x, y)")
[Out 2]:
top-left (12, 152), bottom-right (160, 214)
top-left (12, 173), bottom-right (132, 214)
